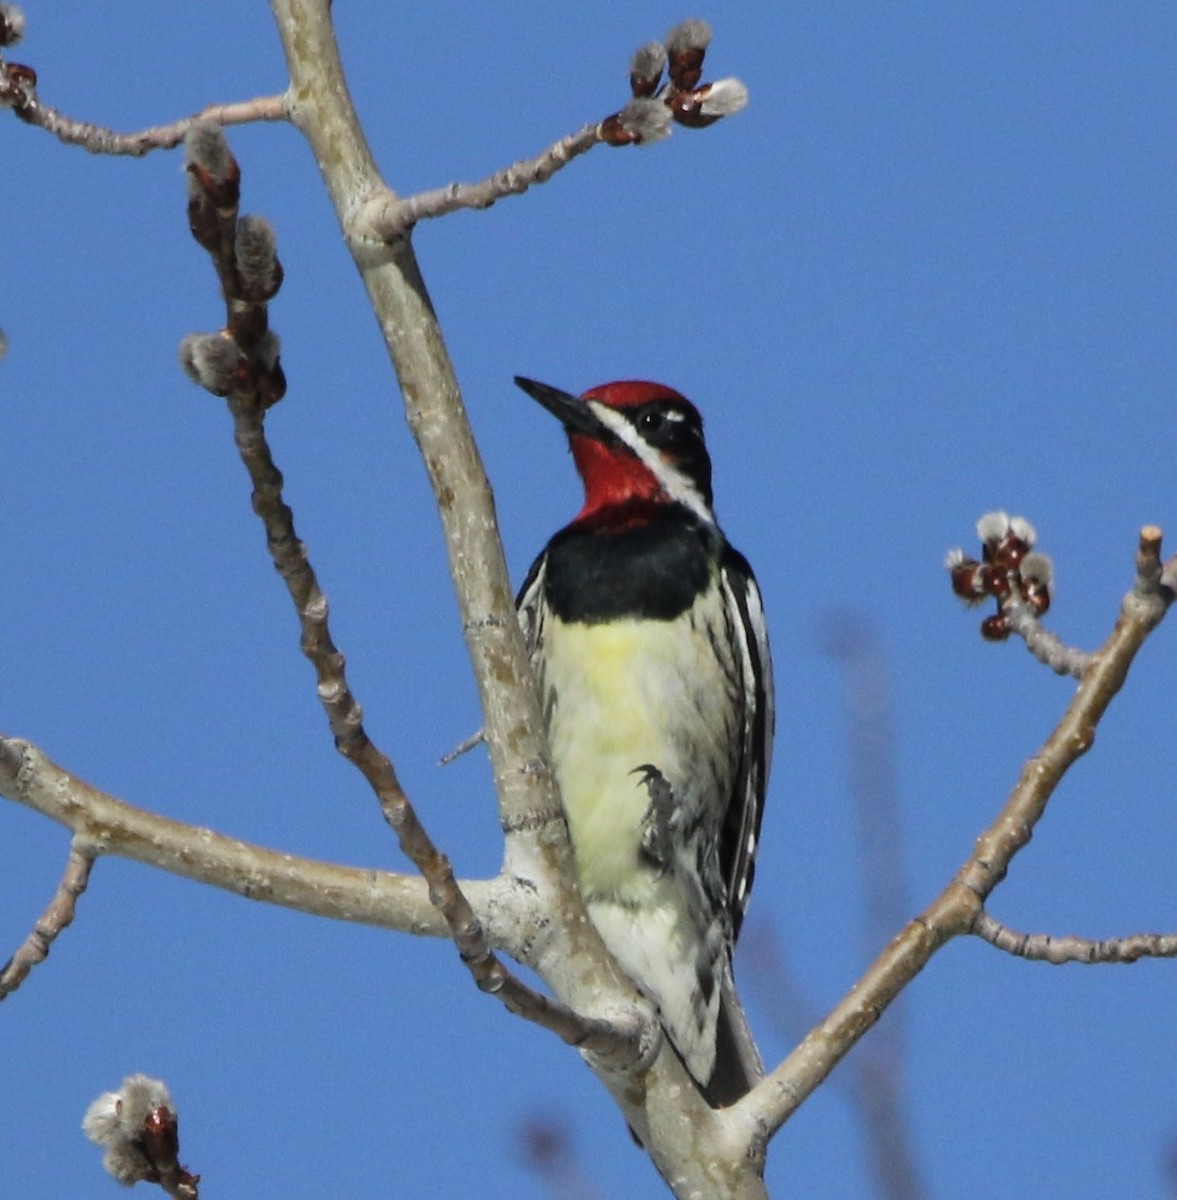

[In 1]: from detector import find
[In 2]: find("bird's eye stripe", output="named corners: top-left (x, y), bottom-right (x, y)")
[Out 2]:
top-left (585, 400), bottom-right (715, 529)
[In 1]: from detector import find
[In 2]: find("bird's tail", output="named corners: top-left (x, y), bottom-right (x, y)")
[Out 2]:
top-left (702, 974), bottom-right (764, 1107)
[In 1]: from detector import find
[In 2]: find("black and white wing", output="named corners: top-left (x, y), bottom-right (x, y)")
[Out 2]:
top-left (717, 544), bottom-right (774, 940)
top-left (515, 551), bottom-right (548, 659)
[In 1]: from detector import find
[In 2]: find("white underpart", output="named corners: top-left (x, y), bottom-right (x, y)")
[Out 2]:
top-left (585, 400), bottom-right (717, 529)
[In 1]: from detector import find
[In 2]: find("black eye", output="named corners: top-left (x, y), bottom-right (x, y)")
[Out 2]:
top-left (637, 410), bottom-right (665, 433)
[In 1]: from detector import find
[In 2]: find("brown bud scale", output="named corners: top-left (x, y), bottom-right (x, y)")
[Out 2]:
top-left (669, 91), bottom-right (720, 129)
top-left (980, 613), bottom-right (1011, 642)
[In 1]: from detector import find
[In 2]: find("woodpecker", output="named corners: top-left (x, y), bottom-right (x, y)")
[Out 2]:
top-left (514, 376), bottom-right (773, 1106)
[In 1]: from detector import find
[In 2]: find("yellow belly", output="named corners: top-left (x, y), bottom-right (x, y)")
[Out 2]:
top-left (537, 598), bottom-right (738, 902)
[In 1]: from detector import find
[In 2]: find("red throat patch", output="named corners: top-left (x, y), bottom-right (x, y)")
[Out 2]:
top-left (569, 433), bottom-right (665, 523)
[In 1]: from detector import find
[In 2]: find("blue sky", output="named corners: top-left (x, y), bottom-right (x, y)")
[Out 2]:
top-left (2, 4), bottom-right (1175, 1197)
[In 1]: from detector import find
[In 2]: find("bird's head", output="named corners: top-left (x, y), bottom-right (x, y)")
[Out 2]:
top-left (514, 376), bottom-right (714, 527)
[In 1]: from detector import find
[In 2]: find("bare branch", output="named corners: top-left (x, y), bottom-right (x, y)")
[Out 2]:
top-left (6, 81), bottom-right (288, 156)
top-left (743, 526), bottom-right (1173, 1142)
top-left (356, 18), bottom-right (748, 240)
top-left (0, 734), bottom-right (448, 935)
top-left (0, 737), bottom-right (647, 1072)
top-left (1132, 524), bottom-right (1174, 608)
top-left (741, 925), bottom-right (820, 1049)
top-left (1003, 596), bottom-right (1091, 678)
top-left (179, 125), bottom-right (633, 1064)
top-left (0, 838), bottom-right (93, 1000)
top-left (2, 5), bottom-right (284, 158)
top-left (823, 617), bottom-right (912, 959)
top-left (972, 912), bottom-right (1177, 964)
top-left (272, 0), bottom-right (565, 861)
top-left (267, 8), bottom-right (777, 1189)
top-left (745, 926), bottom-right (935, 1200)
top-left (0, 731), bottom-right (606, 992)
top-left (268, 12), bottom-right (653, 1076)
top-left (363, 124), bottom-right (604, 239)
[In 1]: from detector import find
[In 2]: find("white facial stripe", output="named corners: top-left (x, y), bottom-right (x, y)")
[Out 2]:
top-left (586, 400), bottom-right (715, 528)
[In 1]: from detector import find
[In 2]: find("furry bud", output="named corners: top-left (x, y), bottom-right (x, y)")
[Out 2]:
top-left (184, 120), bottom-right (237, 188)
top-left (629, 42), bottom-right (667, 97)
top-left (83, 1075), bottom-right (181, 1187)
top-left (665, 18), bottom-right (711, 91)
top-left (0, 4), bottom-right (27, 46)
top-left (616, 96), bottom-right (673, 144)
top-left (235, 215), bottom-right (283, 301)
top-left (180, 332), bottom-right (241, 396)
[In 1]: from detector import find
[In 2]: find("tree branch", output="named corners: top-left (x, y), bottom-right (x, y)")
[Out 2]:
top-left (177, 122), bottom-right (635, 1064)
top-left (361, 123), bottom-right (605, 239)
top-left (5, 80), bottom-right (288, 156)
top-left (355, 20), bottom-right (749, 240)
top-left (742, 526), bottom-right (1174, 1144)
top-left (0, 734), bottom-right (446, 935)
top-left (265, 8), bottom-right (782, 1193)
top-left (264, 2), bottom-right (640, 1025)
top-left (227, 387), bottom-right (615, 1039)
top-left (0, 837), bottom-right (93, 1000)
top-left (0, 731), bottom-right (618, 992)
top-left (1004, 596), bottom-right (1092, 678)
top-left (972, 912), bottom-right (1177, 964)
top-left (0, 733), bottom-right (652, 1063)
top-left (271, 0), bottom-right (567, 868)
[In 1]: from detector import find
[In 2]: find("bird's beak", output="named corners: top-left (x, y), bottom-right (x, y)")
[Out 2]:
top-left (514, 376), bottom-right (602, 438)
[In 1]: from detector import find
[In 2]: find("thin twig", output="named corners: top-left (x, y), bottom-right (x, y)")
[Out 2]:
top-left (266, 10), bottom-right (658, 1084)
top-left (180, 124), bottom-right (631, 1063)
top-left (355, 20), bottom-right (750, 240)
top-left (747, 623), bottom-right (933, 1200)
top-left (228, 396), bottom-right (627, 1055)
top-left (1004, 597), bottom-right (1091, 678)
top-left (823, 618), bottom-right (913, 965)
top-left (745, 621), bottom-right (935, 1200)
top-left (362, 124), bottom-right (604, 239)
top-left (270, 0), bottom-right (567, 864)
top-left (742, 526), bottom-right (1173, 1143)
top-left (9, 89), bottom-right (288, 156)
top-left (972, 912), bottom-right (1177, 963)
top-left (1131, 525), bottom-right (1174, 608)
top-left (0, 838), bottom-right (93, 999)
